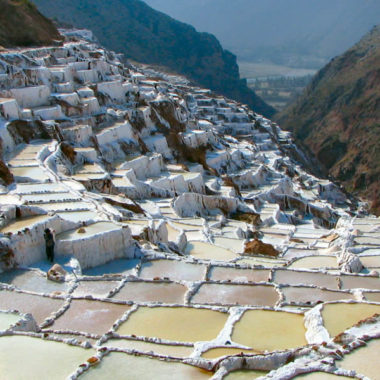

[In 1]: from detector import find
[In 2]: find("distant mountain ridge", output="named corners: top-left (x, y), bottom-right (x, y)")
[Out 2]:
top-left (0, 0), bottom-right (61, 48)
top-left (276, 26), bottom-right (380, 215)
top-left (31, 0), bottom-right (274, 117)
top-left (145, 0), bottom-right (380, 68)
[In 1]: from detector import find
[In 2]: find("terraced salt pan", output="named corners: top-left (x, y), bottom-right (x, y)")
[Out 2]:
top-left (289, 256), bottom-right (339, 270)
top-left (340, 274), bottom-right (380, 290)
top-left (0, 290), bottom-right (64, 325)
top-left (22, 192), bottom-right (81, 203)
top-left (201, 347), bottom-right (256, 359)
top-left (51, 299), bottom-right (131, 335)
top-left (116, 306), bottom-right (228, 343)
top-left (0, 335), bottom-right (94, 380)
top-left (57, 222), bottom-right (120, 240)
top-left (0, 311), bottom-right (21, 331)
top-left (192, 284), bottom-right (278, 307)
top-left (186, 241), bottom-right (237, 261)
top-left (112, 281), bottom-right (187, 304)
top-left (272, 269), bottom-right (339, 289)
top-left (139, 259), bottom-right (206, 282)
top-left (0, 214), bottom-right (51, 233)
top-left (83, 259), bottom-right (140, 276)
top-left (359, 255), bottom-right (380, 268)
top-left (224, 370), bottom-right (269, 379)
top-left (232, 309), bottom-right (307, 352)
top-left (363, 292), bottom-right (380, 302)
top-left (36, 201), bottom-right (92, 212)
top-left (167, 225), bottom-right (180, 241)
top-left (14, 182), bottom-right (67, 194)
top-left (236, 256), bottom-right (286, 268)
top-left (80, 352), bottom-right (211, 380)
top-left (321, 303), bottom-right (380, 337)
top-left (72, 281), bottom-right (119, 298)
top-left (10, 166), bottom-right (50, 182)
top-left (337, 339), bottom-right (380, 379)
top-left (209, 267), bottom-right (270, 282)
top-left (102, 338), bottom-right (194, 358)
top-left (0, 269), bottom-right (69, 294)
top-left (171, 221), bottom-right (202, 231)
top-left (57, 211), bottom-right (99, 223)
top-left (213, 237), bottom-right (244, 253)
top-left (281, 286), bottom-right (354, 305)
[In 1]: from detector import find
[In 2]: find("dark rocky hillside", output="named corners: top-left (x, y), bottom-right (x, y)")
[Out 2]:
top-left (276, 26), bottom-right (380, 215)
top-left (0, 0), bottom-right (62, 48)
top-left (31, 0), bottom-right (274, 118)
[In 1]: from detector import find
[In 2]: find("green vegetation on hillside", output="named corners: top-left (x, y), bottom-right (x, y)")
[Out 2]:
top-left (0, 0), bottom-right (61, 48)
top-left (276, 26), bottom-right (380, 215)
top-left (31, 0), bottom-right (274, 117)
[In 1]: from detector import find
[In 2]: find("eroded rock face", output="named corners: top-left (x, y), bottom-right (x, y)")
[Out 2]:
top-left (244, 238), bottom-right (279, 257)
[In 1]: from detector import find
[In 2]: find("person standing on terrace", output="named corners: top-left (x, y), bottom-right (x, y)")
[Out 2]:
top-left (44, 228), bottom-right (55, 263)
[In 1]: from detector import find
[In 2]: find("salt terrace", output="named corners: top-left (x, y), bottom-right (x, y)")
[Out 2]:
top-left (0, 29), bottom-right (379, 379)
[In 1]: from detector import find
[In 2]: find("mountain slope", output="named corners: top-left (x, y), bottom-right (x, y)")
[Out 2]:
top-left (31, 0), bottom-right (274, 117)
top-left (276, 26), bottom-right (380, 214)
top-left (0, 0), bottom-right (61, 48)
top-left (145, 0), bottom-right (380, 68)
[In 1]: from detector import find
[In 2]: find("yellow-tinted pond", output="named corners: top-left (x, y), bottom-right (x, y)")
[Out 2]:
top-left (0, 335), bottom-right (94, 380)
top-left (186, 241), bottom-right (237, 261)
top-left (0, 214), bottom-right (51, 233)
top-left (102, 338), bottom-right (193, 358)
top-left (321, 302), bottom-right (380, 337)
top-left (224, 370), bottom-right (268, 379)
top-left (337, 339), bottom-right (380, 379)
top-left (201, 347), bottom-right (256, 359)
top-left (0, 312), bottom-right (20, 331)
top-left (232, 310), bottom-right (307, 352)
top-left (80, 352), bottom-right (211, 380)
top-left (116, 306), bottom-right (228, 343)
top-left (289, 256), bottom-right (339, 270)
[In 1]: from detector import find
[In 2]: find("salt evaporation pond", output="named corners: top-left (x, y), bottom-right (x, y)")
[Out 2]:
top-left (289, 256), bottom-right (339, 269)
top-left (112, 281), bottom-right (187, 304)
top-left (337, 339), bottom-right (380, 379)
top-left (0, 311), bottom-right (21, 331)
top-left (80, 351), bottom-right (211, 380)
top-left (116, 306), bottom-right (228, 342)
top-left (192, 284), bottom-right (278, 307)
top-left (0, 289), bottom-right (64, 325)
top-left (0, 214), bottom-right (50, 233)
top-left (139, 259), bottom-right (206, 282)
top-left (57, 222), bottom-right (121, 240)
top-left (51, 299), bottom-right (131, 335)
top-left (232, 309), bottom-right (307, 351)
top-left (185, 241), bottom-right (237, 261)
top-left (321, 302), bottom-right (380, 337)
top-left (0, 335), bottom-right (94, 380)
top-left (209, 267), bottom-right (270, 282)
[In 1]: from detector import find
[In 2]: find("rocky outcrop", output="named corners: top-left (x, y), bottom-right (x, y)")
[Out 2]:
top-left (276, 26), bottom-right (380, 215)
top-left (244, 238), bottom-right (279, 257)
top-left (0, 0), bottom-right (62, 48)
